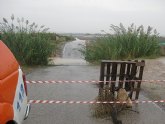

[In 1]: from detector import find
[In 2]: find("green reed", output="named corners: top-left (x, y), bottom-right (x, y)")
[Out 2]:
top-left (0, 15), bottom-right (55, 65)
top-left (82, 23), bottom-right (160, 62)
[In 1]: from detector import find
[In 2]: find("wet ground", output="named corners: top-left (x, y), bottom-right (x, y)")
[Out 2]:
top-left (24, 38), bottom-right (165, 124)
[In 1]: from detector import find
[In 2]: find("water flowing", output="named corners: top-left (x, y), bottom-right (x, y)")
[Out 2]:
top-left (52, 38), bottom-right (87, 65)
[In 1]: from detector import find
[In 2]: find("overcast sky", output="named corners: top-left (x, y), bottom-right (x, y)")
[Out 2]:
top-left (0, 0), bottom-right (165, 36)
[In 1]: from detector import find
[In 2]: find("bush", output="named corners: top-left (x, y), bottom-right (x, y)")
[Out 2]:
top-left (0, 15), bottom-right (54, 65)
top-left (81, 23), bottom-right (160, 62)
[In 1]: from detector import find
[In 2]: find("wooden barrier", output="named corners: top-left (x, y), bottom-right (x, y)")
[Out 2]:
top-left (99, 60), bottom-right (145, 100)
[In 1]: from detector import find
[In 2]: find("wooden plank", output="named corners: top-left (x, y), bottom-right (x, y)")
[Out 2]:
top-left (101, 60), bottom-right (136, 64)
top-left (111, 63), bottom-right (118, 94)
top-left (136, 61), bottom-right (145, 66)
top-left (106, 63), bottom-right (111, 85)
top-left (129, 61), bottom-right (137, 99)
top-left (99, 61), bottom-right (105, 88)
top-left (125, 62), bottom-right (131, 91)
top-left (135, 60), bottom-right (145, 99)
top-left (119, 62), bottom-right (126, 88)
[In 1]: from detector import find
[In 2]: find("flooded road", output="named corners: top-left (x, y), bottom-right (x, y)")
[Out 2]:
top-left (52, 38), bottom-right (87, 65)
top-left (25, 38), bottom-right (165, 124)
top-left (62, 38), bottom-right (85, 59)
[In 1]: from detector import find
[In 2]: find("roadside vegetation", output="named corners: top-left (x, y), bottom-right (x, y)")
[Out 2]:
top-left (0, 15), bottom-right (74, 65)
top-left (81, 23), bottom-right (160, 62)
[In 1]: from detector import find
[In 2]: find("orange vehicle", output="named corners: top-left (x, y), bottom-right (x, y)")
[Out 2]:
top-left (0, 40), bottom-right (30, 124)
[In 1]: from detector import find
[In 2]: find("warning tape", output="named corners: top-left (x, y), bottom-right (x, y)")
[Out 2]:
top-left (28, 100), bottom-right (165, 104)
top-left (26, 80), bottom-right (165, 84)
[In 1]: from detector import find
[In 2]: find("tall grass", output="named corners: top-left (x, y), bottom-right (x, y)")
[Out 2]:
top-left (0, 15), bottom-right (54, 65)
top-left (81, 23), bottom-right (160, 62)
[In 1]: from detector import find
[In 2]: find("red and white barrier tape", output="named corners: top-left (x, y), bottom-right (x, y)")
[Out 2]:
top-left (26, 80), bottom-right (165, 84)
top-left (28, 100), bottom-right (165, 104)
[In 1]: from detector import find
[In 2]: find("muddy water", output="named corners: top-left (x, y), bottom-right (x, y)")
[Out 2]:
top-left (62, 38), bottom-right (85, 59)
top-left (52, 38), bottom-right (87, 65)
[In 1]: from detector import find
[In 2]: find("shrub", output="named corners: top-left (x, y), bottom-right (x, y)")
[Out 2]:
top-left (0, 15), bottom-right (54, 65)
top-left (81, 23), bottom-right (160, 62)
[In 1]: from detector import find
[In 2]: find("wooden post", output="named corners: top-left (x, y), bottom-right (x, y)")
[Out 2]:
top-left (135, 60), bottom-right (145, 99)
top-left (106, 63), bottom-right (111, 85)
top-left (111, 62), bottom-right (118, 94)
top-left (119, 62), bottom-right (126, 88)
top-left (125, 62), bottom-right (131, 91)
top-left (99, 61), bottom-right (105, 88)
